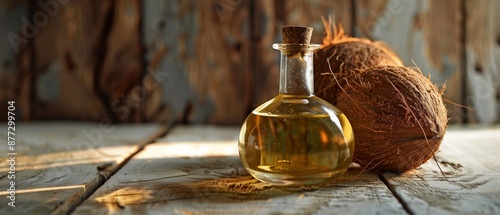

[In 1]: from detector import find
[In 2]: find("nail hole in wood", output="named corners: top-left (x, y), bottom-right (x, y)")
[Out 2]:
top-left (474, 63), bottom-right (483, 74)
top-left (497, 89), bottom-right (500, 101)
top-left (497, 35), bottom-right (500, 46)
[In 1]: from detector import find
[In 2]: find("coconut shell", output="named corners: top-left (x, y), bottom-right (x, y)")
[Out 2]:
top-left (335, 66), bottom-right (448, 172)
top-left (314, 37), bottom-right (403, 104)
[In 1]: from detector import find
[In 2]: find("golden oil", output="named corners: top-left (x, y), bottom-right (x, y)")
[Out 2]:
top-left (239, 95), bottom-right (354, 185)
top-left (239, 27), bottom-right (354, 185)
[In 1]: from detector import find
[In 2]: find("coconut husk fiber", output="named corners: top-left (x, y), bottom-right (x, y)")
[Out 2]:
top-left (335, 66), bottom-right (448, 172)
top-left (314, 18), bottom-right (403, 104)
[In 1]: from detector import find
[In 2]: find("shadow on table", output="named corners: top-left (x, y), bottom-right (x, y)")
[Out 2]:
top-left (78, 155), bottom-right (382, 214)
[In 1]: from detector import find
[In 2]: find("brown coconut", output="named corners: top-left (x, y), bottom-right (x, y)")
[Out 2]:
top-left (314, 20), bottom-right (403, 104)
top-left (335, 66), bottom-right (448, 172)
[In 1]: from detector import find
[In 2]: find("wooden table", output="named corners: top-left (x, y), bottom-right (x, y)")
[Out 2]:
top-left (1, 123), bottom-right (499, 215)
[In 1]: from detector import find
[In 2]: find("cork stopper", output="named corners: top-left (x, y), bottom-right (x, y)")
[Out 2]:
top-left (282, 26), bottom-right (313, 44)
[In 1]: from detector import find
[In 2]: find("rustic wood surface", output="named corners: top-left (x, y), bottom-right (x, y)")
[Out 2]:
top-left (30, 0), bottom-right (143, 122)
top-left (141, 0), bottom-right (353, 125)
top-left (251, 0), bottom-right (353, 108)
top-left (0, 123), bottom-right (499, 214)
top-left (464, 0), bottom-right (500, 124)
top-left (1, 0), bottom-right (499, 124)
top-left (142, 0), bottom-right (253, 124)
top-left (382, 126), bottom-right (500, 215)
top-left (355, 0), bottom-right (465, 124)
top-left (73, 126), bottom-right (406, 215)
top-left (73, 125), bottom-right (500, 215)
top-left (98, 0), bottom-right (144, 123)
top-left (0, 1), bottom-right (31, 121)
top-left (0, 122), bottom-right (167, 214)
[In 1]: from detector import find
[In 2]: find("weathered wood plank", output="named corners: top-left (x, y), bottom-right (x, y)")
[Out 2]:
top-left (142, 0), bottom-right (253, 124)
top-left (31, 0), bottom-right (110, 121)
top-left (0, 1), bottom-right (31, 121)
top-left (98, 0), bottom-right (144, 123)
top-left (253, 0), bottom-right (354, 106)
top-left (0, 122), bottom-right (167, 214)
top-left (74, 126), bottom-right (407, 215)
top-left (464, 0), bottom-right (500, 123)
top-left (381, 126), bottom-right (500, 215)
top-left (31, 0), bottom-right (143, 122)
top-left (142, 1), bottom-right (353, 124)
top-left (355, 0), bottom-right (465, 124)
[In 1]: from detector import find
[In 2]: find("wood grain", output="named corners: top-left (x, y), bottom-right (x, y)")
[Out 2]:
top-left (31, 0), bottom-right (143, 122)
top-left (464, 0), bottom-right (500, 123)
top-left (0, 1), bottom-right (32, 120)
top-left (381, 126), bottom-right (500, 215)
top-left (355, 0), bottom-right (465, 124)
top-left (31, 0), bottom-right (111, 121)
top-left (0, 122), bottom-right (167, 214)
top-left (142, 0), bottom-right (253, 124)
top-left (252, 0), bottom-right (354, 107)
top-left (2, 1), bottom-right (499, 125)
top-left (74, 126), bottom-right (407, 215)
top-left (99, 0), bottom-right (144, 123)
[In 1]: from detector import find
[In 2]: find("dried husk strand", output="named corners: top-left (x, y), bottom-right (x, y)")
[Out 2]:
top-left (335, 66), bottom-right (448, 172)
top-left (314, 17), bottom-right (403, 104)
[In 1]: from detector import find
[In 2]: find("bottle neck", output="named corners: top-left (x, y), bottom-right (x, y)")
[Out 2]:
top-left (278, 49), bottom-right (315, 96)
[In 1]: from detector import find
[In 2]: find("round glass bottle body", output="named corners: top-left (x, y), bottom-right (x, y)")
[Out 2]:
top-left (238, 44), bottom-right (354, 185)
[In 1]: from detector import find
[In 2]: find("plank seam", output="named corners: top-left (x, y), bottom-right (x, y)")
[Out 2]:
top-left (49, 174), bottom-right (105, 215)
top-left (101, 125), bottom-right (171, 179)
top-left (50, 125), bottom-right (171, 215)
top-left (378, 172), bottom-right (415, 215)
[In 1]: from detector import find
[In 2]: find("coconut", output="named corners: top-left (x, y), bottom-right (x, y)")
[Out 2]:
top-left (314, 20), bottom-right (403, 104)
top-left (335, 66), bottom-right (448, 172)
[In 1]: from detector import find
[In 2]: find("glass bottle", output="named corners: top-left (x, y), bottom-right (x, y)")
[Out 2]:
top-left (238, 26), bottom-right (354, 185)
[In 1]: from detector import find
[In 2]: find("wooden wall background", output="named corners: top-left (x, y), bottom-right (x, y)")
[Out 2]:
top-left (0, 0), bottom-right (499, 125)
